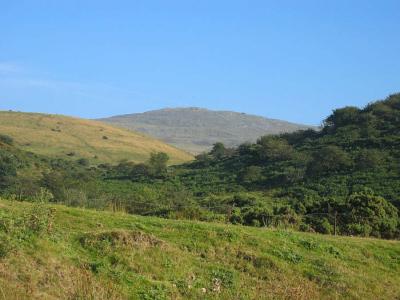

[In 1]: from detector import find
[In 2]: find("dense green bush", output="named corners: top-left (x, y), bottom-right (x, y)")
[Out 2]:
top-left (344, 191), bottom-right (398, 238)
top-left (0, 134), bottom-right (14, 145)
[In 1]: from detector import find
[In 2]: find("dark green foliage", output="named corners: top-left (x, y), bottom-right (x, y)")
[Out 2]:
top-left (0, 134), bottom-right (13, 145)
top-left (210, 142), bottom-right (228, 159)
top-left (355, 149), bottom-right (383, 171)
top-left (256, 135), bottom-right (294, 162)
top-left (115, 160), bottom-right (136, 176)
top-left (148, 152), bottom-right (169, 176)
top-left (130, 163), bottom-right (151, 180)
top-left (0, 149), bottom-right (18, 189)
top-left (239, 166), bottom-right (263, 184)
top-left (307, 145), bottom-right (352, 177)
top-left (324, 106), bottom-right (361, 131)
top-left (77, 158), bottom-right (90, 166)
top-left (344, 191), bottom-right (398, 238)
top-left (0, 151), bottom-right (17, 178)
top-left (309, 218), bottom-right (333, 234)
top-left (194, 152), bottom-right (212, 167)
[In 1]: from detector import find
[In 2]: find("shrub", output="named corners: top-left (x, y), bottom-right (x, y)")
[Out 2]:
top-left (311, 217), bottom-right (333, 234)
top-left (344, 191), bottom-right (398, 238)
top-left (77, 158), bottom-right (90, 166)
top-left (0, 232), bottom-right (13, 258)
top-left (239, 166), bottom-right (263, 184)
top-left (0, 134), bottom-right (13, 145)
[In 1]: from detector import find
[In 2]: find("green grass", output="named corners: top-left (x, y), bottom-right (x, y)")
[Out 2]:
top-left (0, 199), bottom-right (399, 299)
top-left (0, 111), bottom-right (193, 164)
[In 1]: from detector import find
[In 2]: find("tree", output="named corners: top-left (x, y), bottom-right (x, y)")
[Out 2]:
top-left (41, 171), bottom-right (65, 202)
top-left (210, 142), bottom-right (227, 159)
top-left (344, 191), bottom-right (398, 238)
top-left (256, 136), bottom-right (294, 162)
top-left (307, 145), bottom-right (352, 176)
top-left (148, 152), bottom-right (169, 176)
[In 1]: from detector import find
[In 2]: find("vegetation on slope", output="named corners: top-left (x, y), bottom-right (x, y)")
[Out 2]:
top-left (94, 93), bottom-right (400, 238)
top-left (1, 94), bottom-right (400, 240)
top-left (0, 199), bottom-right (399, 299)
top-left (0, 111), bottom-right (192, 164)
top-left (98, 107), bottom-right (315, 153)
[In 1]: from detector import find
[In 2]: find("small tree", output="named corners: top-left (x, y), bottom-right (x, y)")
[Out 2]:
top-left (148, 152), bottom-right (169, 176)
top-left (210, 142), bottom-right (227, 159)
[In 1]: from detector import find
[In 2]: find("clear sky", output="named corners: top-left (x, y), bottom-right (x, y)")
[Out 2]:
top-left (0, 1), bottom-right (399, 125)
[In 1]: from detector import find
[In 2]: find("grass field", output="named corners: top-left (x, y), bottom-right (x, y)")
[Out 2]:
top-left (0, 199), bottom-right (399, 299)
top-left (0, 111), bottom-right (193, 164)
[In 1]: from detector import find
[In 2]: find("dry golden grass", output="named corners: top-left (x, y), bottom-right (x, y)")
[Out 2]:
top-left (0, 111), bottom-right (193, 164)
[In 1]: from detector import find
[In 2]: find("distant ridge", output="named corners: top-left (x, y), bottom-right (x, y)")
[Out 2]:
top-left (98, 107), bottom-right (316, 153)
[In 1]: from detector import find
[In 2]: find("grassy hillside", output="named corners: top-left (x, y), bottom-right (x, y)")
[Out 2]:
top-left (0, 199), bottom-right (399, 299)
top-left (98, 108), bottom-right (315, 154)
top-left (0, 111), bottom-right (192, 164)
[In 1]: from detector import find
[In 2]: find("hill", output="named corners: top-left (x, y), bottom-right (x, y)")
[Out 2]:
top-left (145, 93), bottom-right (399, 236)
top-left (0, 198), bottom-right (399, 299)
top-left (98, 108), bottom-right (315, 153)
top-left (91, 93), bottom-right (400, 239)
top-left (1, 94), bottom-right (398, 240)
top-left (0, 111), bottom-right (192, 164)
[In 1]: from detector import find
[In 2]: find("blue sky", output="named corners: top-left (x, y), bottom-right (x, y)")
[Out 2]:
top-left (0, 1), bottom-right (399, 125)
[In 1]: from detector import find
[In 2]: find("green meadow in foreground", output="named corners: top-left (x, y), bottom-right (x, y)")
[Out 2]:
top-left (0, 199), bottom-right (399, 299)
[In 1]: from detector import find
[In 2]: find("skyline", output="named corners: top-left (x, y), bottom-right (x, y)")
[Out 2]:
top-left (0, 94), bottom-right (397, 127)
top-left (1, 1), bottom-right (399, 125)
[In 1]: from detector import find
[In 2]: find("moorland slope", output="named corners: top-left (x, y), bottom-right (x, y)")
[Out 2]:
top-left (0, 111), bottom-right (192, 164)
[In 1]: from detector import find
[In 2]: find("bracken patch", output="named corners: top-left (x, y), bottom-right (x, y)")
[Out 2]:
top-left (79, 230), bottom-right (165, 251)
